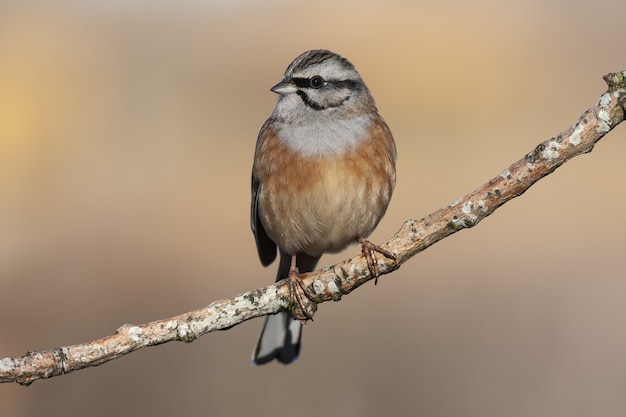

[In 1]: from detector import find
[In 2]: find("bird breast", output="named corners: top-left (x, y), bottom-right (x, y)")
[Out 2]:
top-left (254, 116), bottom-right (396, 256)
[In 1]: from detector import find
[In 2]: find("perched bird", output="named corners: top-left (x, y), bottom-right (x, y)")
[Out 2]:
top-left (251, 49), bottom-right (397, 365)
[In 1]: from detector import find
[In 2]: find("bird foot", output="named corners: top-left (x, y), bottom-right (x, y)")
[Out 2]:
top-left (287, 266), bottom-right (317, 323)
top-left (359, 238), bottom-right (396, 284)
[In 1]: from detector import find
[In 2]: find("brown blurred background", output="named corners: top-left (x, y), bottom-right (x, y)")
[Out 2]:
top-left (1, 1), bottom-right (625, 416)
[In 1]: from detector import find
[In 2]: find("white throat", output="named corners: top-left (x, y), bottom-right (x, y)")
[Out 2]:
top-left (275, 114), bottom-right (373, 157)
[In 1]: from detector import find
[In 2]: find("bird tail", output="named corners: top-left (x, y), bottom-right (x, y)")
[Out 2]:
top-left (252, 251), bottom-right (319, 365)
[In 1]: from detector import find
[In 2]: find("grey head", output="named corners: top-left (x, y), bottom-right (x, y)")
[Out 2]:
top-left (270, 49), bottom-right (377, 122)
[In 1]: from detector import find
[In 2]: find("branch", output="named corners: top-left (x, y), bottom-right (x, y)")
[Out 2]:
top-left (2, 71), bottom-right (625, 386)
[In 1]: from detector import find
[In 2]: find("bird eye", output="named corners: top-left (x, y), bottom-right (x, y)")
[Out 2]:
top-left (309, 76), bottom-right (324, 89)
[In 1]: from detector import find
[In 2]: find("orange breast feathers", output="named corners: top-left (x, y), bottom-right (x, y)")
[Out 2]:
top-left (253, 117), bottom-right (396, 257)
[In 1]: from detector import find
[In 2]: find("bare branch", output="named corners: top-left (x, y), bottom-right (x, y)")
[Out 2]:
top-left (1, 71), bottom-right (624, 386)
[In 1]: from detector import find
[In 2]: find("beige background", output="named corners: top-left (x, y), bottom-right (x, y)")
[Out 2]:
top-left (1, 1), bottom-right (625, 416)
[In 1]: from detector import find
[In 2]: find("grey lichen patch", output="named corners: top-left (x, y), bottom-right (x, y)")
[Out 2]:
top-left (597, 92), bottom-right (611, 107)
top-left (569, 122), bottom-right (585, 146)
top-left (326, 279), bottom-right (343, 301)
top-left (244, 290), bottom-right (263, 306)
top-left (541, 139), bottom-right (560, 160)
top-left (176, 323), bottom-right (194, 342)
top-left (128, 326), bottom-right (143, 343)
top-left (327, 278), bottom-right (339, 293)
top-left (0, 357), bottom-right (14, 372)
top-left (165, 320), bottom-right (178, 330)
top-left (597, 109), bottom-right (611, 133)
top-left (461, 201), bottom-right (479, 225)
top-left (402, 219), bottom-right (420, 238)
top-left (311, 279), bottom-right (325, 296)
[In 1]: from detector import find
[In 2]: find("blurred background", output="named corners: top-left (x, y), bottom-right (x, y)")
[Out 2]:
top-left (1, 1), bottom-right (625, 416)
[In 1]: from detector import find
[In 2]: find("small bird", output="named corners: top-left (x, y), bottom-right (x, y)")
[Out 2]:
top-left (251, 49), bottom-right (397, 365)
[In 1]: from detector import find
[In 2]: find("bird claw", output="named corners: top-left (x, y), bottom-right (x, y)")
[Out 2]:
top-left (287, 267), bottom-right (317, 322)
top-left (359, 239), bottom-right (396, 284)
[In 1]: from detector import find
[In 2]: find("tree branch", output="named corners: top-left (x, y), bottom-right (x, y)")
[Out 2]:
top-left (2, 71), bottom-right (624, 386)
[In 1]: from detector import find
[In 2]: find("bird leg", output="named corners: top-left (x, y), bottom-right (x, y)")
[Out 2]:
top-left (287, 254), bottom-right (316, 322)
top-left (359, 238), bottom-right (396, 284)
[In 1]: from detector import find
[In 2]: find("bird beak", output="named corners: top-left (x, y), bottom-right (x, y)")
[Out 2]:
top-left (271, 79), bottom-right (298, 96)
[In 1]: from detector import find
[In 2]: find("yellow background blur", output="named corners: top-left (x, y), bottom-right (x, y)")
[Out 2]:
top-left (1, 1), bottom-right (625, 416)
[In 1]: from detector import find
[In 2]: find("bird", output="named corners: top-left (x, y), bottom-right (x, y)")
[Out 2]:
top-left (250, 49), bottom-right (397, 365)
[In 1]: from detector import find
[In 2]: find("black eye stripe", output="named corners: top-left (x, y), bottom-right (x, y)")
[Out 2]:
top-left (292, 78), bottom-right (316, 88)
top-left (291, 78), bottom-right (359, 90)
top-left (333, 80), bottom-right (360, 90)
